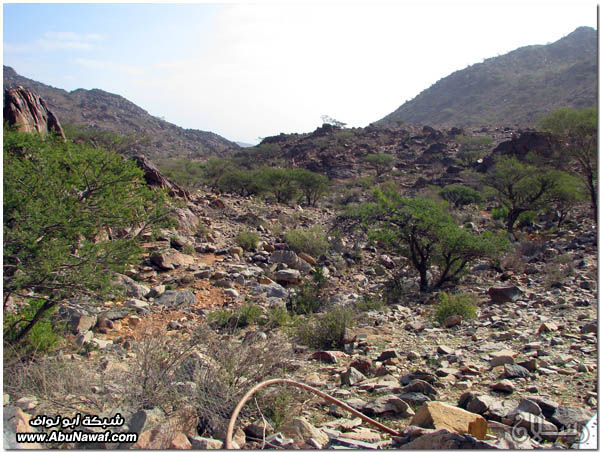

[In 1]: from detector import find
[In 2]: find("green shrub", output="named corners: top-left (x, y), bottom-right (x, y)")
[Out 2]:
top-left (235, 303), bottom-right (263, 328)
top-left (4, 128), bottom-right (174, 350)
top-left (235, 231), bottom-right (260, 251)
top-left (287, 267), bottom-right (327, 315)
top-left (517, 210), bottom-right (537, 229)
top-left (4, 300), bottom-right (65, 356)
top-left (206, 309), bottom-right (233, 329)
top-left (357, 176), bottom-right (375, 189)
top-left (382, 274), bottom-right (404, 304)
top-left (266, 306), bottom-right (292, 328)
top-left (284, 226), bottom-right (329, 258)
top-left (182, 243), bottom-right (196, 255)
top-left (295, 305), bottom-right (355, 350)
top-left (195, 223), bottom-right (211, 239)
top-left (492, 205), bottom-right (508, 220)
top-left (354, 295), bottom-right (385, 312)
top-left (434, 292), bottom-right (478, 325)
top-left (439, 185), bottom-right (483, 208)
top-left (364, 153), bottom-right (395, 177)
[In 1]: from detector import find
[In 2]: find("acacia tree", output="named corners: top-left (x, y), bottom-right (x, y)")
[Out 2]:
top-left (337, 190), bottom-right (508, 292)
top-left (539, 107), bottom-right (597, 221)
top-left (480, 157), bottom-right (561, 235)
top-left (364, 153), bottom-right (395, 178)
top-left (291, 169), bottom-right (330, 207)
top-left (4, 129), bottom-right (174, 347)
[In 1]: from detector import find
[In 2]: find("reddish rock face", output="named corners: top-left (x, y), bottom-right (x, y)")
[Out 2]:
top-left (4, 86), bottom-right (66, 139)
top-left (130, 155), bottom-right (191, 200)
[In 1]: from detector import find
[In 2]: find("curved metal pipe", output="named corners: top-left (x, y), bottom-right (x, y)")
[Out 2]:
top-left (225, 378), bottom-right (400, 449)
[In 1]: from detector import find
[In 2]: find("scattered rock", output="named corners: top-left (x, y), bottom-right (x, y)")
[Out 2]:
top-left (502, 363), bottom-right (531, 379)
top-left (398, 428), bottom-right (497, 449)
top-left (362, 395), bottom-right (414, 417)
top-left (444, 315), bottom-right (463, 328)
top-left (279, 417), bottom-right (329, 449)
top-left (341, 367), bottom-right (367, 386)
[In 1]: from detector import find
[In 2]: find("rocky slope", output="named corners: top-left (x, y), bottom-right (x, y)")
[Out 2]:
top-left (4, 152), bottom-right (596, 449)
top-left (376, 26), bottom-right (597, 129)
top-left (3, 66), bottom-right (239, 159)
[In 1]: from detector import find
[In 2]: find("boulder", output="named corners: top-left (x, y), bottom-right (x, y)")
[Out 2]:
top-left (150, 249), bottom-right (195, 270)
top-left (58, 306), bottom-right (98, 334)
top-left (4, 86), bottom-right (65, 139)
top-left (128, 407), bottom-right (166, 435)
top-left (410, 401), bottom-right (488, 440)
top-left (550, 406), bottom-right (594, 431)
top-left (274, 269), bottom-right (301, 283)
top-left (271, 250), bottom-right (313, 273)
top-left (362, 395), bottom-right (414, 417)
top-left (341, 367), bottom-right (366, 386)
top-left (3, 406), bottom-right (41, 449)
top-left (502, 363), bottom-right (531, 379)
top-left (279, 417), bottom-right (329, 449)
top-left (113, 273), bottom-right (150, 299)
top-left (488, 285), bottom-right (522, 303)
top-left (478, 131), bottom-right (560, 173)
top-left (131, 406), bottom-right (197, 449)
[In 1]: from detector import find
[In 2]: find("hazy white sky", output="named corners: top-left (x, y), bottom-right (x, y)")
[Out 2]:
top-left (3, 1), bottom-right (597, 144)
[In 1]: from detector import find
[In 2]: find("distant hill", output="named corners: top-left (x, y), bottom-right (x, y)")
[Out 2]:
top-left (376, 27), bottom-right (597, 129)
top-left (3, 66), bottom-right (239, 159)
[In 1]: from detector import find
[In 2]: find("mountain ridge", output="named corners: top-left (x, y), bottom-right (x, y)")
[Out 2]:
top-left (3, 65), bottom-right (239, 159)
top-left (376, 26), bottom-right (597, 128)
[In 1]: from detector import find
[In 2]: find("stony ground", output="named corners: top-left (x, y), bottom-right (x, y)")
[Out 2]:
top-left (4, 185), bottom-right (597, 450)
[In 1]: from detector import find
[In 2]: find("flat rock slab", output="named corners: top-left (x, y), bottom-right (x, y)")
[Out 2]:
top-left (550, 406), bottom-right (595, 431)
top-left (410, 401), bottom-right (488, 440)
top-left (154, 290), bottom-right (196, 309)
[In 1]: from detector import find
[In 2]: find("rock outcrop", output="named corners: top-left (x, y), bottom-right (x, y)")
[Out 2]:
top-left (131, 155), bottom-right (190, 200)
top-left (4, 86), bottom-right (66, 139)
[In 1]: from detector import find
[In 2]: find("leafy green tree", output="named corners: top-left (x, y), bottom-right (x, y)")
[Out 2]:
top-left (256, 168), bottom-right (298, 204)
top-left (439, 185), bottom-right (483, 208)
top-left (364, 153), bottom-right (395, 178)
top-left (539, 107), bottom-right (597, 220)
top-left (62, 122), bottom-right (150, 156)
top-left (218, 169), bottom-right (264, 196)
top-left (338, 190), bottom-right (508, 292)
top-left (201, 158), bottom-right (233, 189)
top-left (232, 143), bottom-right (282, 169)
top-left (546, 172), bottom-right (586, 228)
top-left (480, 156), bottom-right (562, 235)
top-left (157, 159), bottom-right (205, 189)
top-left (4, 129), bottom-right (173, 347)
top-left (291, 169), bottom-right (330, 206)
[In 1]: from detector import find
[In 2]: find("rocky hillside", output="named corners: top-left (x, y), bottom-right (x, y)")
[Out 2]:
top-left (3, 65), bottom-right (239, 159)
top-left (376, 27), bottom-right (597, 129)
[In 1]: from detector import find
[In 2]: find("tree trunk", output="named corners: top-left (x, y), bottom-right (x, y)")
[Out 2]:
top-left (418, 266), bottom-right (429, 292)
top-left (9, 299), bottom-right (56, 345)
